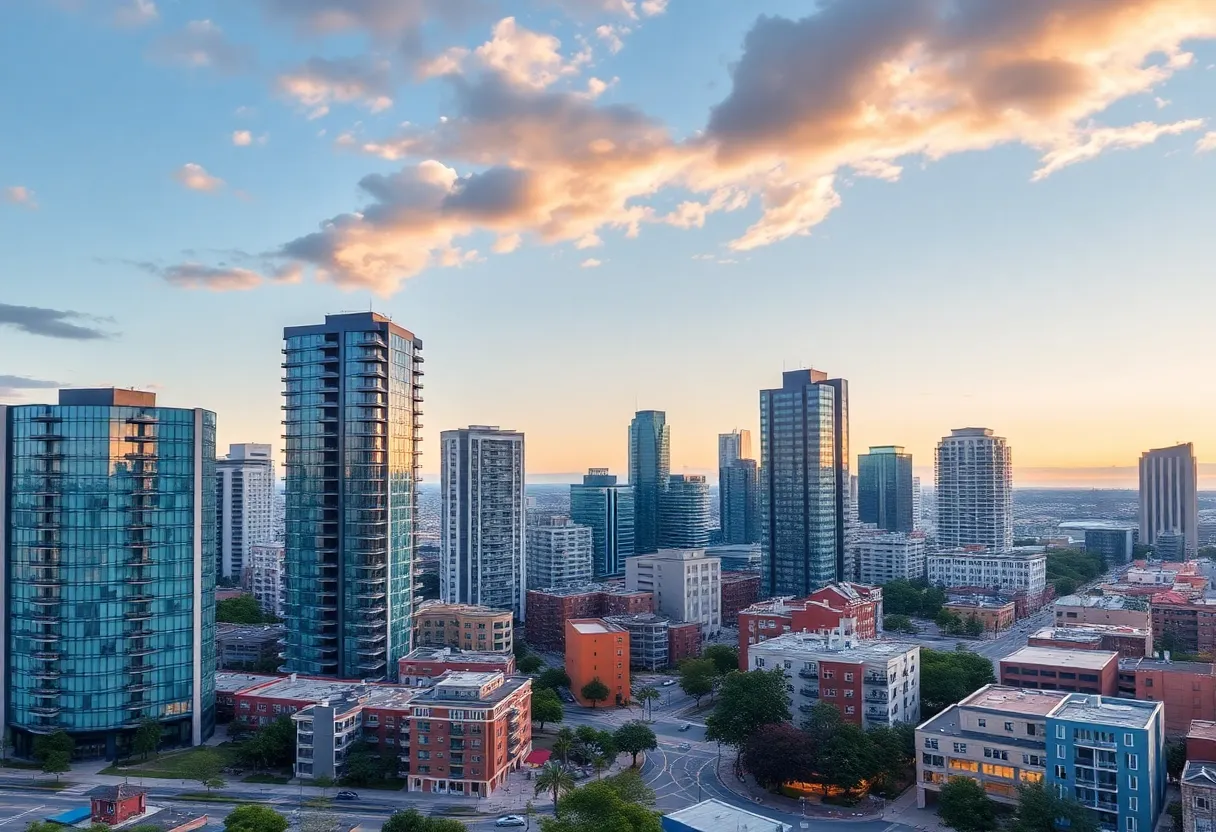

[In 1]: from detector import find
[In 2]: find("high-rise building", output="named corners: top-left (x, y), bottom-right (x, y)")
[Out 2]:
top-left (759, 369), bottom-right (850, 596)
top-left (934, 428), bottom-right (1013, 551)
top-left (248, 542), bottom-right (285, 619)
top-left (628, 411), bottom-right (670, 555)
top-left (659, 474), bottom-right (711, 549)
top-left (720, 460), bottom-right (759, 544)
top-left (440, 426), bottom-right (527, 620)
top-left (1, 388), bottom-right (216, 757)
top-left (282, 312), bottom-right (423, 679)
top-left (718, 430), bottom-right (752, 469)
top-left (857, 445), bottom-right (914, 534)
top-left (625, 548), bottom-right (722, 636)
top-left (1139, 443), bottom-right (1199, 557)
top-left (215, 442), bottom-right (276, 581)
top-left (569, 468), bottom-right (635, 578)
top-left (526, 516), bottom-right (593, 589)
top-left (912, 476), bottom-right (923, 531)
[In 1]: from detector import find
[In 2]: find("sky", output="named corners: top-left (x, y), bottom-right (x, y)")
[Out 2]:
top-left (3, 0), bottom-right (1216, 488)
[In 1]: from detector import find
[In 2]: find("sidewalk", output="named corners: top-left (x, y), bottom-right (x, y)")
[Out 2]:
top-left (882, 788), bottom-right (949, 832)
top-left (711, 756), bottom-right (885, 821)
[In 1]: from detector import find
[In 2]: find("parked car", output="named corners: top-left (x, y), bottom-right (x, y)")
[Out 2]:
top-left (662, 679), bottom-right (677, 687)
top-left (678, 723), bottom-right (692, 732)
top-left (495, 817), bottom-right (527, 828)
top-left (677, 742), bottom-right (692, 751)
top-left (334, 791), bottom-right (359, 801)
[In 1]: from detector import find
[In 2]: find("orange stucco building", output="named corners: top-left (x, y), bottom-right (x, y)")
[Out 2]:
top-left (565, 619), bottom-right (630, 707)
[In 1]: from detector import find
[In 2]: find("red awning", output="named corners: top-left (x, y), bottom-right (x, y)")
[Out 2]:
top-left (524, 749), bottom-right (552, 766)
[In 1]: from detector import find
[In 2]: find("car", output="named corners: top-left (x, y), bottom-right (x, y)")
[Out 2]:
top-left (677, 742), bottom-right (692, 751)
top-left (662, 679), bottom-right (677, 687)
top-left (334, 791), bottom-right (359, 801)
top-left (495, 816), bottom-right (527, 827)
top-left (678, 722), bottom-right (692, 731)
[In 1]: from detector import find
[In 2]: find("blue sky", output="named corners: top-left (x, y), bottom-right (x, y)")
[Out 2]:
top-left (3, 0), bottom-right (1216, 486)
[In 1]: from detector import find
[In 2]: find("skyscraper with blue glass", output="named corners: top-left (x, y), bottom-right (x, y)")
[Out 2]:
top-left (857, 445), bottom-right (914, 533)
top-left (282, 313), bottom-right (423, 679)
top-left (1, 388), bottom-right (216, 760)
top-left (570, 468), bottom-right (635, 578)
top-left (628, 411), bottom-right (669, 555)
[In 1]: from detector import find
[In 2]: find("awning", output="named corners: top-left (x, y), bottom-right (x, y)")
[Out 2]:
top-left (47, 807), bottom-right (92, 825)
top-left (524, 749), bottom-right (551, 766)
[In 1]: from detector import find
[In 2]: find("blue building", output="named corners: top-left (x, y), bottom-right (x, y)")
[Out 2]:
top-left (1046, 695), bottom-right (1166, 832)
top-left (282, 313), bottom-right (423, 679)
top-left (857, 445), bottom-right (914, 533)
top-left (628, 411), bottom-right (669, 555)
top-left (569, 468), bottom-right (635, 578)
top-left (1, 388), bottom-right (216, 759)
top-left (659, 474), bottom-right (711, 549)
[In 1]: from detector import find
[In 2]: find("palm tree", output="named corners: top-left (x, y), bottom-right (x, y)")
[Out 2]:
top-left (552, 727), bottom-right (575, 764)
top-left (533, 762), bottom-right (576, 817)
top-left (591, 754), bottom-right (609, 780)
top-left (636, 686), bottom-right (660, 722)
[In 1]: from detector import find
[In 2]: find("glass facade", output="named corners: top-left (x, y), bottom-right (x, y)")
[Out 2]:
top-left (282, 313), bottom-right (422, 679)
top-left (720, 459), bottom-right (759, 545)
top-left (759, 370), bottom-right (850, 597)
top-left (857, 446), bottom-right (914, 533)
top-left (659, 474), bottom-right (711, 549)
top-left (3, 394), bottom-right (215, 759)
top-left (627, 411), bottom-right (669, 555)
top-left (569, 469), bottom-right (635, 578)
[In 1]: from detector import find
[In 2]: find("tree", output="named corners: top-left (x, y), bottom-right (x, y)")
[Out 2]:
top-left (868, 723), bottom-right (915, 793)
top-left (514, 639), bottom-right (531, 659)
top-left (1169, 801), bottom-right (1184, 832)
top-left (613, 722), bottom-right (657, 767)
top-left (742, 723), bottom-right (815, 789)
top-left (32, 730), bottom-right (74, 764)
top-left (964, 617), bottom-right (985, 637)
top-left (599, 769), bottom-right (655, 806)
top-left (133, 718), bottom-right (161, 760)
top-left (342, 742), bottom-right (391, 786)
top-left (635, 686), bottom-right (660, 722)
top-left (532, 688), bottom-right (564, 730)
top-left (537, 668), bottom-right (572, 692)
top-left (238, 716), bottom-right (296, 770)
top-left (224, 805), bottom-right (289, 832)
top-left (883, 614), bottom-right (918, 634)
top-left (920, 647), bottom-right (996, 718)
top-left (534, 762), bottom-right (577, 817)
top-left (938, 777), bottom-right (997, 832)
top-left (705, 669), bottom-right (791, 773)
top-left (1010, 781), bottom-right (1097, 832)
top-left (553, 728), bottom-right (576, 765)
top-left (702, 644), bottom-right (739, 675)
top-left (1168, 740), bottom-right (1188, 782)
top-left (581, 678), bottom-right (610, 708)
top-left (802, 703), bottom-right (874, 793)
top-left (541, 780), bottom-right (661, 832)
top-left (41, 750), bottom-right (70, 781)
top-left (882, 580), bottom-right (924, 616)
top-left (181, 748), bottom-right (225, 792)
top-left (519, 655), bottom-right (544, 674)
top-left (678, 658), bottom-right (716, 706)
top-left (381, 809), bottom-right (469, 832)
top-left (920, 586), bottom-right (948, 618)
top-left (1054, 578), bottom-right (1077, 597)
top-left (216, 594), bottom-right (274, 624)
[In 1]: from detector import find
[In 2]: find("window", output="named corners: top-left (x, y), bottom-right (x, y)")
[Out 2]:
top-left (1126, 753), bottom-right (1139, 770)
top-left (1130, 797), bottom-right (1138, 811)
top-left (1004, 722), bottom-right (1014, 732)
top-left (949, 760), bottom-right (979, 773)
top-left (978, 718), bottom-right (987, 728)
top-left (1027, 724), bottom-right (1037, 736)
top-left (981, 764), bottom-right (1015, 780)
top-left (1124, 733), bottom-right (1134, 746)
top-left (756, 658), bottom-right (765, 668)
top-left (1055, 765), bottom-right (1068, 780)
top-left (925, 738), bottom-right (939, 750)
top-left (1127, 818), bottom-right (1136, 832)
top-left (824, 670), bottom-right (834, 680)
top-left (1023, 754), bottom-right (1044, 766)
top-left (1128, 775), bottom-right (1138, 790)
top-left (984, 748), bottom-right (1008, 761)
top-left (1196, 797), bottom-right (1210, 810)
top-left (1146, 678), bottom-right (1153, 687)
top-left (845, 673), bottom-right (854, 682)
top-left (845, 690), bottom-right (854, 699)
top-left (1057, 744), bottom-right (1065, 758)
top-left (1056, 725), bottom-right (1065, 739)
top-left (846, 706), bottom-right (855, 715)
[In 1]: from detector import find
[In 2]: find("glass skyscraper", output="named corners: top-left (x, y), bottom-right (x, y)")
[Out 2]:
top-left (659, 474), bottom-right (711, 549)
top-left (759, 369), bottom-right (850, 596)
top-left (282, 313), bottom-right (423, 679)
top-left (628, 410), bottom-right (669, 555)
top-left (569, 468), bottom-right (635, 578)
top-left (857, 445), bottom-right (914, 533)
top-left (720, 459), bottom-right (759, 544)
top-left (1, 388), bottom-right (216, 759)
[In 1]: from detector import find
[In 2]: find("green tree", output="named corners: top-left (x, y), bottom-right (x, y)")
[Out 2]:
top-left (581, 678), bottom-right (610, 708)
top-left (553, 727), bottom-right (576, 764)
top-left (1168, 801), bottom-right (1184, 832)
top-left (216, 594), bottom-right (274, 624)
top-left (802, 703), bottom-right (874, 792)
top-left (534, 762), bottom-right (577, 817)
top-left (705, 669), bottom-right (791, 773)
top-left (132, 718), bottom-right (161, 760)
top-left (518, 655), bottom-right (544, 674)
top-left (532, 688), bottom-right (564, 730)
top-left (41, 750), bottom-right (70, 781)
top-left (920, 586), bottom-right (947, 618)
top-left (224, 805), bottom-right (289, 832)
top-left (541, 779), bottom-right (662, 832)
top-left (1011, 781), bottom-right (1097, 832)
top-left (882, 580), bottom-right (924, 616)
top-left (635, 686), bottom-right (660, 721)
top-left (742, 722), bottom-right (815, 789)
top-left (613, 721), bottom-right (657, 767)
top-left (883, 614), bottom-right (917, 634)
top-left (868, 723), bottom-right (915, 793)
top-left (938, 777), bottom-right (998, 832)
top-left (182, 748), bottom-right (225, 792)
top-left (1168, 740), bottom-right (1188, 782)
top-left (380, 810), bottom-right (469, 832)
top-left (920, 647), bottom-right (996, 718)
top-left (1054, 577), bottom-right (1078, 597)
top-left (701, 644), bottom-right (739, 675)
top-left (964, 616), bottom-right (985, 637)
top-left (598, 769), bottom-right (655, 805)
top-left (238, 716), bottom-right (296, 770)
top-left (678, 658), bottom-right (716, 706)
top-left (537, 668), bottom-right (572, 692)
top-left (32, 730), bottom-right (74, 763)
top-left (342, 742), bottom-right (390, 786)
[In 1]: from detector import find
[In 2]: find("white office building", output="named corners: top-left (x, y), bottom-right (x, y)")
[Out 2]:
top-left (935, 428), bottom-right (1013, 551)
top-left (441, 427), bottom-right (527, 620)
top-left (526, 516), bottom-right (593, 590)
top-left (1139, 443), bottom-right (1199, 557)
top-left (927, 549), bottom-right (1047, 595)
top-left (216, 442), bottom-right (276, 581)
top-left (625, 548), bottom-right (721, 637)
top-left (248, 542), bottom-right (286, 619)
top-left (857, 532), bottom-right (927, 585)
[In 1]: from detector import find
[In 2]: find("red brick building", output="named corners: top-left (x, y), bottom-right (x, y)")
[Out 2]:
top-left (1119, 658), bottom-right (1216, 735)
top-left (1150, 593), bottom-right (1216, 655)
top-left (737, 582), bottom-right (883, 669)
top-left (525, 585), bottom-right (653, 650)
top-left (398, 647), bottom-right (515, 684)
top-left (1028, 624), bottom-right (1152, 658)
top-left (998, 646), bottom-right (1119, 696)
top-left (720, 573), bottom-right (761, 626)
top-left (668, 622), bottom-right (702, 665)
top-left (1187, 720), bottom-right (1216, 760)
top-left (90, 785), bottom-right (147, 824)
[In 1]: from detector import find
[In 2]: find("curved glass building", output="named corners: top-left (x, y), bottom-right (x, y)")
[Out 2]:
top-left (1, 388), bottom-right (216, 759)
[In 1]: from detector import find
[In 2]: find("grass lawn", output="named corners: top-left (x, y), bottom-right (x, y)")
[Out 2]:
top-left (101, 744), bottom-right (242, 779)
top-left (2, 760), bottom-right (44, 770)
top-left (242, 773), bottom-right (292, 785)
top-left (355, 777), bottom-right (405, 791)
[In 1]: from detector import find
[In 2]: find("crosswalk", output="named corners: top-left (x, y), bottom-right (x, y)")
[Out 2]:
top-left (58, 783), bottom-right (93, 796)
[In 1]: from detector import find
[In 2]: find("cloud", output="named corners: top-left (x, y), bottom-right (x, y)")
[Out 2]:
top-left (580, 257), bottom-right (603, 268)
top-left (148, 20), bottom-right (254, 74)
top-left (113, 0), bottom-right (157, 26)
top-left (0, 375), bottom-right (62, 390)
top-left (232, 130), bottom-right (253, 146)
top-left (595, 25), bottom-right (626, 54)
top-left (640, 0), bottom-right (667, 14)
top-left (1199, 132), bottom-right (1216, 153)
top-left (1031, 119), bottom-right (1205, 181)
top-left (277, 56), bottom-right (395, 117)
top-left (137, 261), bottom-right (303, 291)
top-left (4, 186), bottom-right (37, 208)
top-left (174, 163), bottom-right (225, 192)
top-left (258, 0), bottom-right (485, 50)
top-left (492, 233), bottom-right (522, 253)
top-left (0, 303), bottom-right (113, 340)
top-left (422, 17), bottom-right (590, 90)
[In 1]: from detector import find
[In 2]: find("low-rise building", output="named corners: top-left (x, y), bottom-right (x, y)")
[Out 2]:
top-left (1118, 658), bottom-right (1216, 735)
top-left (526, 516), bottom-right (594, 590)
top-left (413, 601), bottom-right (515, 654)
top-left (927, 549), bottom-right (1047, 597)
top-left (661, 798), bottom-right (791, 832)
top-left (247, 543), bottom-right (286, 619)
top-left (215, 672), bottom-right (280, 722)
top-left (668, 622), bottom-right (702, 666)
top-left (720, 572), bottom-right (761, 626)
top-left (525, 584), bottom-right (653, 651)
top-left (1188, 720), bottom-right (1216, 760)
top-left (216, 624), bottom-right (285, 671)
top-left (748, 629), bottom-right (920, 729)
top-left (565, 619), bottom-right (630, 707)
top-left (1029, 624), bottom-right (1153, 658)
top-left (1181, 760), bottom-right (1216, 832)
top-left (1055, 594), bottom-right (1152, 630)
top-left (397, 648), bottom-right (516, 685)
top-left (943, 599), bottom-right (1016, 632)
top-left (625, 548), bottom-right (722, 637)
top-left (737, 582), bottom-right (883, 670)
top-left (1151, 595), bottom-right (1216, 656)
top-left (999, 646), bottom-right (1119, 696)
top-left (857, 532), bottom-right (926, 585)
top-left (606, 613), bottom-right (671, 670)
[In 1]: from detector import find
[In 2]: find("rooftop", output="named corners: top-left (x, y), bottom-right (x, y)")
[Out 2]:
top-left (1055, 594), bottom-right (1148, 611)
top-left (1183, 761), bottom-right (1216, 787)
top-left (215, 672), bottom-right (281, 694)
top-left (401, 647), bottom-right (514, 665)
top-left (413, 673), bottom-right (530, 707)
top-left (216, 623), bottom-right (286, 643)
top-left (929, 549), bottom-right (1046, 561)
top-left (1119, 657), bottom-right (1216, 674)
top-left (961, 684), bottom-right (1072, 716)
top-left (1189, 721), bottom-right (1216, 743)
top-left (604, 612), bottom-right (671, 627)
top-left (1002, 646), bottom-right (1119, 670)
top-left (569, 618), bottom-right (626, 635)
top-left (945, 598), bottom-right (1016, 610)
top-left (1031, 624), bottom-right (1150, 641)
top-left (414, 600), bottom-right (513, 618)
top-left (749, 632), bottom-right (918, 663)
top-left (663, 798), bottom-right (792, 832)
top-left (1051, 694), bottom-right (1160, 729)
top-left (89, 784), bottom-right (147, 800)
top-left (242, 675), bottom-right (378, 703)
top-left (528, 583), bottom-right (651, 598)
top-left (1058, 521), bottom-right (1138, 532)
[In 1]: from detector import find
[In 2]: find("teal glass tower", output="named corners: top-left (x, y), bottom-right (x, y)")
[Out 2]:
top-left (857, 445), bottom-right (913, 533)
top-left (627, 411), bottom-right (669, 555)
top-left (570, 468), bottom-right (635, 578)
top-left (1, 388), bottom-right (216, 760)
top-left (282, 313), bottom-right (422, 679)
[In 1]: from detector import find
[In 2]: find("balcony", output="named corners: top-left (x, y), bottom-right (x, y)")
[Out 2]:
top-left (799, 687), bottom-right (820, 698)
top-left (864, 674), bottom-right (889, 686)
top-left (866, 692), bottom-right (889, 702)
top-left (798, 704), bottom-right (815, 714)
top-left (798, 669), bottom-right (819, 679)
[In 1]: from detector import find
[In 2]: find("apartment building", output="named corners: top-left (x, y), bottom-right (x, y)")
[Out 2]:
top-left (1118, 658), bottom-right (1216, 735)
top-left (215, 443), bottom-right (276, 582)
top-left (944, 599), bottom-right (1016, 632)
top-left (215, 624), bottom-right (285, 671)
top-left (1182, 722), bottom-right (1216, 832)
top-left (719, 572), bottom-right (761, 626)
top-left (625, 548), bottom-right (722, 637)
top-left (1151, 596), bottom-right (1216, 655)
top-left (526, 516), bottom-right (594, 590)
top-left (1056, 594), bottom-right (1152, 630)
top-left (565, 619), bottom-right (630, 707)
top-left (247, 542), bottom-right (285, 619)
top-left (397, 648), bottom-right (516, 686)
top-left (603, 613), bottom-right (702, 670)
top-left (1140, 443), bottom-right (1199, 557)
top-left (927, 549), bottom-right (1047, 596)
top-left (524, 584), bottom-right (653, 651)
top-left (999, 647), bottom-right (1120, 696)
top-left (1030, 625), bottom-right (1152, 659)
top-left (748, 631), bottom-right (920, 729)
top-left (412, 601), bottom-right (514, 654)
top-left (737, 583), bottom-right (883, 669)
top-left (934, 428), bottom-right (1013, 551)
top-left (856, 532), bottom-right (926, 586)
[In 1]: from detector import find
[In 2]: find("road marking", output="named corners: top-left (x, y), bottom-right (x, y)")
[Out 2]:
top-left (0, 806), bottom-right (45, 827)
